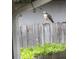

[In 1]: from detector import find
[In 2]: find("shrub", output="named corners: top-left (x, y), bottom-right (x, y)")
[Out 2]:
top-left (20, 43), bottom-right (66, 59)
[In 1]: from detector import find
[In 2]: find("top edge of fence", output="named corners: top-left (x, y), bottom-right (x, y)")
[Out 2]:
top-left (24, 22), bottom-right (66, 26)
top-left (19, 22), bottom-right (66, 26)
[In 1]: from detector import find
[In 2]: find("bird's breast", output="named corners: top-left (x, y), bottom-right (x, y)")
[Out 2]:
top-left (43, 14), bottom-right (48, 19)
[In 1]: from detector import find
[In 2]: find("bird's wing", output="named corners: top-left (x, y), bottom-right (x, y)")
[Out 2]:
top-left (48, 14), bottom-right (54, 23)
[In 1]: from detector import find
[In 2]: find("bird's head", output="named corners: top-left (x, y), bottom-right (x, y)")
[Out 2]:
top-left (42, 11), bottom-right (48, 20)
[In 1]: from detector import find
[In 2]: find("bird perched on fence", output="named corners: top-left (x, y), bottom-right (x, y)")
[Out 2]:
top-left (43, 11), bottom-right (54, 23)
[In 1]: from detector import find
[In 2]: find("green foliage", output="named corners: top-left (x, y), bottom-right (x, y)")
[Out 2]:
top-left (20, 43), bottom-right (66, 59)
top-left (20, 48), bottom-right (34, 59)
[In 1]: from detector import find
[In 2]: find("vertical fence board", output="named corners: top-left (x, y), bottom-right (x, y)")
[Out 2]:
top-left (41, 24), bottom-right (44, 45)
top-left (52, 23), bottom-right (58, 43)
top-left (43, 23), bottom-right (51, 43)
top-left (61, 23), bottom-right (66, 43)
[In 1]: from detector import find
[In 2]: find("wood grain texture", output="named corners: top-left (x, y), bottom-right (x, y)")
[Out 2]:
top-left (19, 23), bottom-right (66, 48)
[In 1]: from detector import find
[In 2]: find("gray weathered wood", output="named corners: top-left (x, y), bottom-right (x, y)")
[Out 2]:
top-left (19, 23), bottom-right (66, 48)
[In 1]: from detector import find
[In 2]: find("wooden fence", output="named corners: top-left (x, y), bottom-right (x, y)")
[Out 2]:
top-left (14, 22), bottom-right (66, 59)
top-left (19, 23), bottom-right (66, 48)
